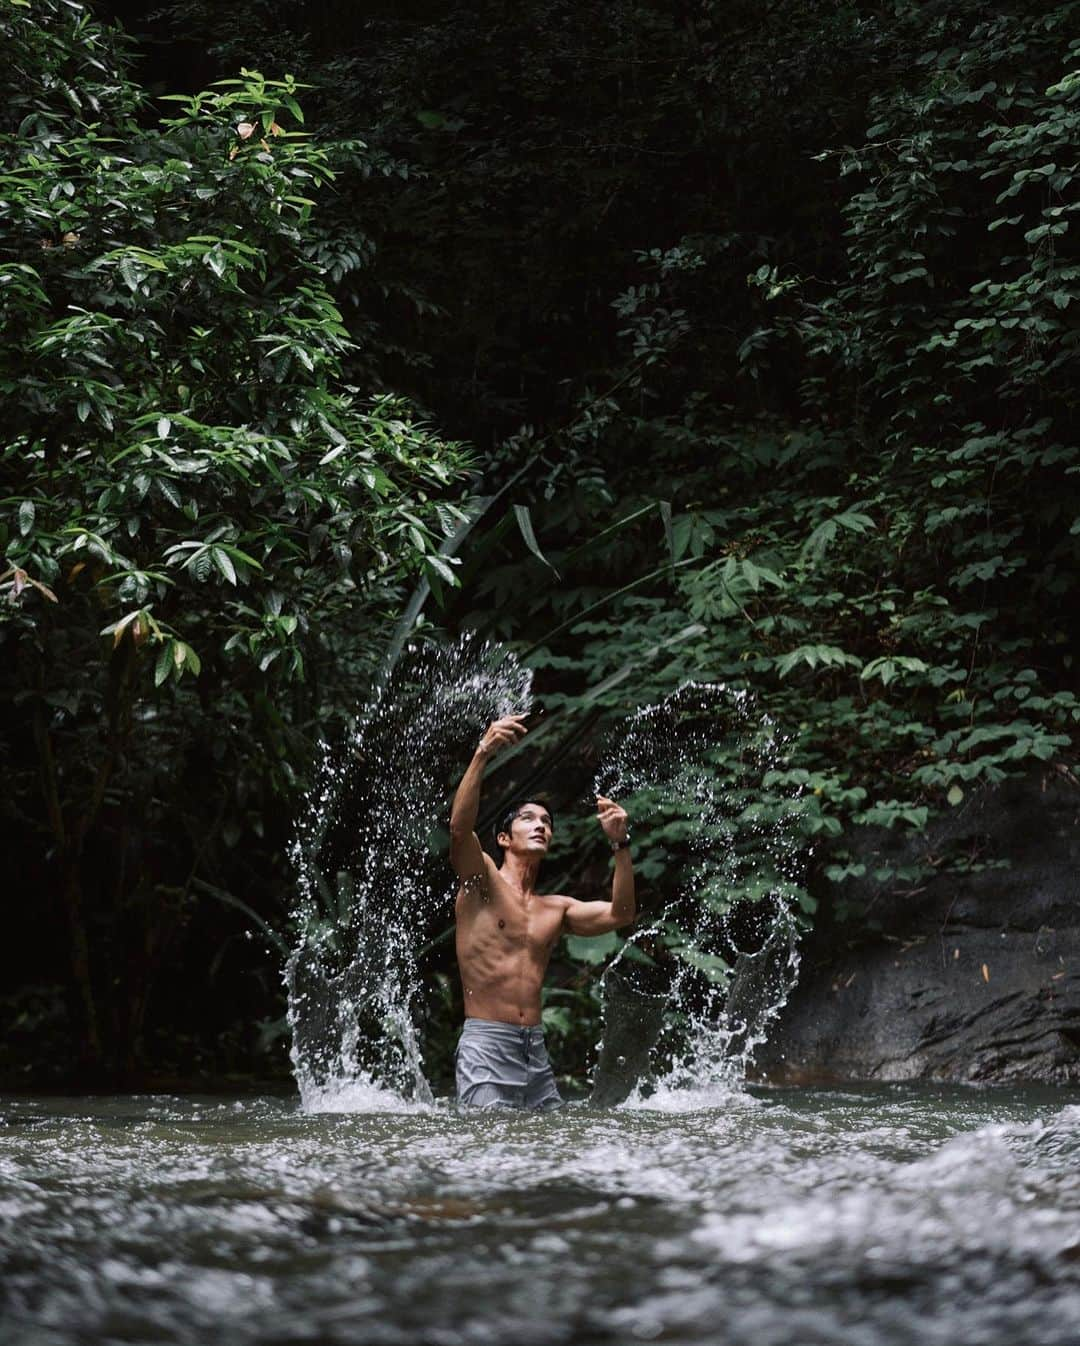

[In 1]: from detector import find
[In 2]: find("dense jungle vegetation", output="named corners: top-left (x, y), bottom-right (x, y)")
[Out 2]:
top-left (2, 0), bottom-right (1078, 1088)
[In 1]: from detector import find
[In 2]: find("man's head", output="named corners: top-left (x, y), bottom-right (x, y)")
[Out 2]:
top-left (493, 799), bottom-right (554, 860)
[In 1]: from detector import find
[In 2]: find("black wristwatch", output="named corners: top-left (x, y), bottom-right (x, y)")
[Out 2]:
top-left (610, 837), bottom-right (631, 852)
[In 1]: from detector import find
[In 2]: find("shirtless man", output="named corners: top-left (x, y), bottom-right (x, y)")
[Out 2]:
top-left (449, 713), bottom-right (635, 1109)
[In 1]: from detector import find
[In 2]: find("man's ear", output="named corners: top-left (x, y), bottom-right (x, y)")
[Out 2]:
top-left (496, 830), bottom-right (510, 849)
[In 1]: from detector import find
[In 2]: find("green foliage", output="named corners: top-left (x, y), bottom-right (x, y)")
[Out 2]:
top-left (1, 28), bottom-right (467, 675)
top-left (146, 0), bottom-right (900, 431)
top-left (447, 1), bottom-right (1080, 937)
top-left (0, 0), bottom-right (470, 1077)
top-left (7, 0), bottom-right (1080, 1084)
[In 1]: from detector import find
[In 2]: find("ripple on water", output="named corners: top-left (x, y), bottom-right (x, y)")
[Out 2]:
top-left (1, 1089), bottom-right (1080, 1346)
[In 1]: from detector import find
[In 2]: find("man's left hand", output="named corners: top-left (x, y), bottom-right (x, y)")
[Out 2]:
top-left (596, 795), bottom-right (629, 844)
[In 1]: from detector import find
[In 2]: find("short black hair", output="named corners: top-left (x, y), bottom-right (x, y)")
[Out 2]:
top-left (492, 798), bottom-right (555, 850)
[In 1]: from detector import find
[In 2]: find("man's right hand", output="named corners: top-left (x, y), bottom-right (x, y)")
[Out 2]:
top-left (477, 713), bottom-right (528, 759)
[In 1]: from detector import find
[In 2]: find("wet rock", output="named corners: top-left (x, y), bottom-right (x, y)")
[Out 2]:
top-left (756, 770), bottom-right (1080, 1085)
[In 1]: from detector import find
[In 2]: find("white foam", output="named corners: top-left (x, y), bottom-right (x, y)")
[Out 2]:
top-left (298, 1073), bottom-right (437, 1115)
top-left (618, 1077), bottom-right (759, 1114)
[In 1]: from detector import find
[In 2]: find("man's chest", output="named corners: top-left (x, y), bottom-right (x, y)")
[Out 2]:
top-left (478, 895), bottom-right (565, 955)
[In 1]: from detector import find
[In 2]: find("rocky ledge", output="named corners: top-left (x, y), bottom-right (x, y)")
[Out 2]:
top-left (754, 769), bottom-right (1080, 1085)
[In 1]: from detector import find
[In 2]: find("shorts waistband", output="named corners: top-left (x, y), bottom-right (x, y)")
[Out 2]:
top-left (461, 1018), bottom-right (546, 1042)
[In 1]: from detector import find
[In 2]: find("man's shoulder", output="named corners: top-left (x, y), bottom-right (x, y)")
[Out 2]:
top-left (537, 891), bottom-right (573, 909)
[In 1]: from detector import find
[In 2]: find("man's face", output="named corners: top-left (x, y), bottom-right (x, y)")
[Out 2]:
top-left (502, 804), bottom-right (553, 856)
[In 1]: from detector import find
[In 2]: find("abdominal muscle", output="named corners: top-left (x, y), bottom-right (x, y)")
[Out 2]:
top-left (455, 891), bottom-right (566, 1026)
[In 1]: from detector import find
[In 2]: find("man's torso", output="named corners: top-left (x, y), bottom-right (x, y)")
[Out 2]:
top-left (454, 863), bottom-right (568, 1025)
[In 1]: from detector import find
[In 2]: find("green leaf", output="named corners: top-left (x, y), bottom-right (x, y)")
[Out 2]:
top-left (157, 478), bottom-right (182, 510)
top-left (212, 547), bottom-right (237, 584)
top-left (835, 511), bottom-right (876, 534)
top-left (154, 640), bottom-right (174, 686)
top-left (742, 558), bottom-right (785, 592)
top-left (671, 947), bottom-right (730, 983)
top-left (802, 518), bottom-right (837, 560)
top-left (861, 656), bottom-right (929, 685)
top-left (541, 1005), bottom-right (572, 1037)
top-left (776, 645), bottom-right (862, 678)
top-left (118, 255), bottom-right (140, 291)
top-left (659, 500), bottom-right (674, 563)
top-left (424, 554), bottom-right (459, 587)
top-left (18, 500), bottom-right (35, 535)
top-left (565, 931), bottom-right (620, 964)
top-left (513, 504), bottom-right (560, 576)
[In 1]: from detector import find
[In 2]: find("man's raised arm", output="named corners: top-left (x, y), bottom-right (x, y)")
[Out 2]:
top-left (449, 714), bottom-right (527, 880)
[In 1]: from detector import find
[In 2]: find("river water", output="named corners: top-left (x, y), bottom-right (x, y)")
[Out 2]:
top-left (3, 1086), bottom-right (1079, 1345)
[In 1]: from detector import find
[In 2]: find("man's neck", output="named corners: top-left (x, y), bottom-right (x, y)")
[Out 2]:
top-left (499, 853), bottom-right (541, 896)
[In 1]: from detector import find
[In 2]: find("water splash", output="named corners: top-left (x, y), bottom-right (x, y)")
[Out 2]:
top-left (286, 634), bottom-right (532, 1111)
top-left (592, 682), bottom-right (806, 1106)
top-left (287, 652), bottom-right (803, 1114)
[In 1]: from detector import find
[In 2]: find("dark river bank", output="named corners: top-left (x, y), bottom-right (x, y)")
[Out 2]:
top-left (2, 1085), bottom-right (1079, 1346)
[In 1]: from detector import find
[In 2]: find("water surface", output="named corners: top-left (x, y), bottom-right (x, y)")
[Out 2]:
top-left (2, 1086), bottom-right (1079, 1345)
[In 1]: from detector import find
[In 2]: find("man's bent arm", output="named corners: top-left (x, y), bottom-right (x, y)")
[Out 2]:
top-left (564, 850), bottom-right (636, 936)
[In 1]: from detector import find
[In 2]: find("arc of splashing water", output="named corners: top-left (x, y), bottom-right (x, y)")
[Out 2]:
top-left (287, 636), bottom-right (535, 1109)
top-left (588, 682), bottom-right (805, 1105)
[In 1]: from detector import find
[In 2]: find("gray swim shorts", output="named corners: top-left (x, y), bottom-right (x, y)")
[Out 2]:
top-left (455, 1019), bottom-right (563, 1111)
